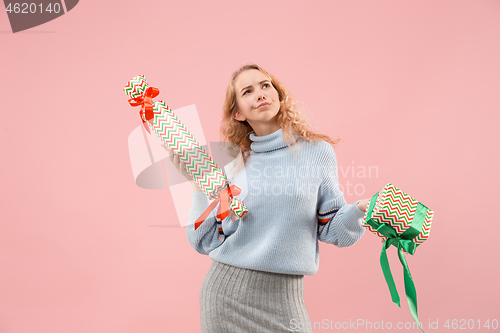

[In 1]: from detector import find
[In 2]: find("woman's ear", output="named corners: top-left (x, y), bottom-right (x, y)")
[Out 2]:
top-left (234, 110), bottom-right (246, 122)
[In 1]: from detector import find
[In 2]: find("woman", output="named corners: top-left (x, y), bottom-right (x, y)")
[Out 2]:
top-left (167, 63), bottom-right (370, 333)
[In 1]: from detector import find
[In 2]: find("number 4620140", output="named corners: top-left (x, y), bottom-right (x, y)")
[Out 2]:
top-left (5, 3), bottom-right (62, 14)
top-left (443, 319), bottom-right (498, 330)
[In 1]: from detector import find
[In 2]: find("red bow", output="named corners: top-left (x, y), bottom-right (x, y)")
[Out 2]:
top-left (127, 86), bottom-right (160, 133)
top-left (194, 185), bottom-right (242, 230)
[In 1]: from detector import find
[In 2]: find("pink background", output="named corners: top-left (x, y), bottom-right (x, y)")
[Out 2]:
top-left (1, 0), bottom-right (499, 332)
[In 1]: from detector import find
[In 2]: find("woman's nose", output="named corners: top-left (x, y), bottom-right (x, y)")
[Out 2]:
top-left (257, 91), bottom-right (266, 100)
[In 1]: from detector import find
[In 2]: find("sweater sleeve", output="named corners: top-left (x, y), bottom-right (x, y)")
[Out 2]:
top-left (186, 190), bottom-right (239, 255)
top-left (316, 144), bottom-right (366, 247)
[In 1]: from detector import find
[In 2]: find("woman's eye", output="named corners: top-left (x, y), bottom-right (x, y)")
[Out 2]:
top-left (263, 83), bottom-right (269, 88)
top-left (243, 90), bottom-right (250, 95)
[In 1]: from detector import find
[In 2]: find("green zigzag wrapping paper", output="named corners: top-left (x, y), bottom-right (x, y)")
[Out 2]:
top-left (123, 75), bottom-right (248, 229)
top-left (362, 183), bottom-right (434, 333)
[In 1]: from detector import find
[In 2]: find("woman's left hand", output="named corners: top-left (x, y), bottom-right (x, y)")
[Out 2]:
top-left (228, 199), bottom-right (239, 221)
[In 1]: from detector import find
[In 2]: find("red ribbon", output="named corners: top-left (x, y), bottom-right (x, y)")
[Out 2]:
top-left (127, 86), bottom-right (160, 133)
top-left (194, 185), bottom-right (242, 230)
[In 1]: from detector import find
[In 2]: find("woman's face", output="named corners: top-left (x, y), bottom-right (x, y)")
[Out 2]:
top-left (233, 69), bottom-right (281, 133)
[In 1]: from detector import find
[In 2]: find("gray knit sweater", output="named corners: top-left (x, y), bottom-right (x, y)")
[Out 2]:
top-left (186, 128), bottom-right (366, 275)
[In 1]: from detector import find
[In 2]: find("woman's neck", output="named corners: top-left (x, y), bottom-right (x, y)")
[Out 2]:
top-left (250, 122), bottom-right (281, 137)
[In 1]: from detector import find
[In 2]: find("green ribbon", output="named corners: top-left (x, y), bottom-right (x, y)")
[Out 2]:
top-left (365, 192), bottom-right (429, 333)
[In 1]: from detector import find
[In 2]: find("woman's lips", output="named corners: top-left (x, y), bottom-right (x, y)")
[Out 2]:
top-left (257, 103), bottom-right (270, 109)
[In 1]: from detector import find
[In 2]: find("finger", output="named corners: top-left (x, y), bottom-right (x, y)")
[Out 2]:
top-left (229, 209), bottom-right (237, 221)
top-left (175, 154), bottom-right (183, 170)
top-left (183, 163), bottom-right (190, 177)
top-left (173, 153), bottom-right (179, 166)
top-left (177, 154), bottom-right (185, 167)
top-left (166, 147), bottom-right (175, 163)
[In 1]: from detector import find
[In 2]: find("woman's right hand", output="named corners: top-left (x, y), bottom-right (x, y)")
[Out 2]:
top-left (163, 146), bottom-right (194, 181)
top-left (164, 145), bottom-right (237, 220)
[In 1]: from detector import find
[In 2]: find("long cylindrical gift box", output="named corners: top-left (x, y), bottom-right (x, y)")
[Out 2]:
top-left (124, 75), bottom-right (248, 229)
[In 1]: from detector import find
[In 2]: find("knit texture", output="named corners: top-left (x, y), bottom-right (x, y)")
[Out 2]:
top-left (200, 260), bottom-right (312, 333)
top-left (186, 128), bottom-right (366, 275)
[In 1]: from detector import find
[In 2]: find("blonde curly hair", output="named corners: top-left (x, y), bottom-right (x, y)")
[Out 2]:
top-left (220, 63), bottom-right (340, 165)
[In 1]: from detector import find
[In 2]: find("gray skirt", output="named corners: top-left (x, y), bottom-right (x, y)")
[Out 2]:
top-left (200, 260), bottom-right (313, 333)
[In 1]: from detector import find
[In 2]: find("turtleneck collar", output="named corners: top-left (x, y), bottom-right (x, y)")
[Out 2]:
top-left (249, 128), bottom-right (300, 153)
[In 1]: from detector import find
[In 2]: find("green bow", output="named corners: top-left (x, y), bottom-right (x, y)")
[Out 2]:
top-left (365, 192), bottom-right (429, 333)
